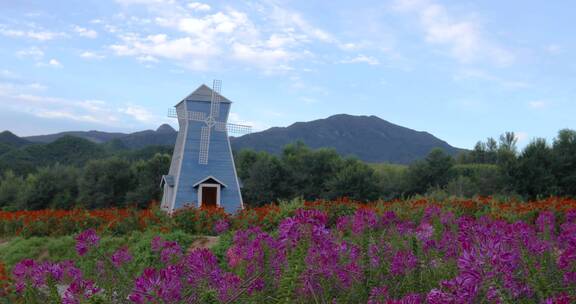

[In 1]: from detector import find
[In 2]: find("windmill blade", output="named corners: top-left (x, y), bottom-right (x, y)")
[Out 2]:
top-left (167, 108), bottom-right (205, 122)
top-left (226, 122), bottom-right (252, 135)
top-left (210, 80), bottom-right (222, 119)
top-left (214, 121), bottom-right (227, 132)
top-left (198, 126), bottom-right (211, 165)
top-left (187, 111), bottom-right (206, 121)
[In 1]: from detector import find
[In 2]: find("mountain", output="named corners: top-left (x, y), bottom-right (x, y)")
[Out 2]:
top-left (230, 114), bottom-right (461, 164)
top-left (18, 115), bottom-right (462, 164)
top-left (25, 130), bottom-right (127, 144)
top-left (24, 124), bottom-right (177, 149)
top-left (0, 131), bottom-right (31, 148)
top-left (118, 124), bottom-right (177, 149)
top-left (0, 136), bottom-right (106, 174)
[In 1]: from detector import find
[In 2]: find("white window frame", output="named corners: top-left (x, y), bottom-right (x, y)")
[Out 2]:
top-left (197, 183), bottom-right (221, 208)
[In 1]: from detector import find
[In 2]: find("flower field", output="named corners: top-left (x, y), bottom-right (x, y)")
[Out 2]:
top-left (1, 197), bottom-right (576, 303)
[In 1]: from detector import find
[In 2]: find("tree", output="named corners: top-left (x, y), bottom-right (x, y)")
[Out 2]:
top-left (425, 148), bottom-right (454, 186)
top-left (405, 148), bottom-right (454, 194)
top-left (0, 170), bottom-right (25, 209)
top-left (496, 132), bottom-right (519, 194)
top-left (515, 139), bottom-right (557, 198)
top-left (125, 154), bottom-right (171, 207)
top-left (499, 132), bottom-right (518, 154)
top-left (449, 164), bottom-right (502, 196)
top-left (18, 165), bottom-right (80, 209)
top-left (234, 149), bottom-right (260, 182)
top-left (326, 158), bottom-right (380, 201)
top-left (79, 157), bottom-right (134, 208)
top-left (281, 142), bottom-right (342, 200)
top-left (372, 163), bottom-right (408, 200)
top-left (242, 153), bottom-right (292, 206)
top-left (552, 129), bottom-right (576, 196)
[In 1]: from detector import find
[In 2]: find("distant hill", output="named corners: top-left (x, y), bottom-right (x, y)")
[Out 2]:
top-left (0, 131), bottom-right (31, 148)
top-left (25, 124), bottom-right (177, 149)
top-left (15, 115), bottom-right (462, 164)
top-left (230, 114), bottom-right (461, 164)
top-left (0, 136), bottom-right (106, 174)
top-left (118, 124), bottom-right (177, 149)
top-left (25, 130), bottom-right (127, 144)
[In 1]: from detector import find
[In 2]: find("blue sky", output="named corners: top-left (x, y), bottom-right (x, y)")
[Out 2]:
top-left (0, 0), bottom-right (574, 149)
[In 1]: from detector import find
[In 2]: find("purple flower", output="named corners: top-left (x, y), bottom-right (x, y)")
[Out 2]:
top-left (151, 236), bottom-right (164, 252)
top-left (544, 293), bottom-right (574, 304)
top-left (416, 222), bottom-right (434, 241)
top-left (381, 211), bottom-right (398, 227)
top-left (536, 211), bottom-right (556, 236)
top-left (129, 267), bottom-right (182, 303)
top-left (75, 229), bottom-right (100, 256)
top-left (391, 250), bottom-right (418, 276)
top-left (62, 279), bottom-right (100, 304)
top-left (566, 210), bottom-right (576, 223)
top-left (12, 259), bottom-right (36, 292)
top-left (150, 236), bottom-right (183, 264)
top-left (214, 219), bottom-right (230, 234)
top-left (336, 215), bottom-right (351, 232)
top-left (426, 289), bottom-right (454, 304)
top-left (389, 294), bottom-right (423, 304)
top-left (111, 247), bottom-right (133, 268)
top-left (440, 211), bottom-right (455, 226)
top-left (367, 286), bottom-right (388, 304)
top-left (294, 209), bottom-right (328, 227)
top-left (352, 209), bottom-right (379, 235)
top-left (422, 205), bottom-right (442, 222)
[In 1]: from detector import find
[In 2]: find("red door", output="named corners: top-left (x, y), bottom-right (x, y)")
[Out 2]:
top-left (202, 186), bottom-right (217, 207)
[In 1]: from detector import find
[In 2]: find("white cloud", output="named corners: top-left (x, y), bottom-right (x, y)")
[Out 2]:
top-left (80, 51), bottom-right (105, 59)
top-left (544, 44), bottom-right (562, 55)
top-left (0, 81), bottom-right (159, 127)
top-left (119, 105), bottom-right (155, 122)
top-left (528, 100), bottom-right (547, 109)
top-left (340, 54), bottom-right (380, 65)
top-left (110, 33), bottom-right (218, 69)
top-left (188, 2), bottom-right (211, 12)
top-left (300, 96), bottom-right (319, 104)
top-left (106, 1), bottom-right (351, 72)
top-left (73, 25), bottom-right (98, 38)
top-left (27, 83), bottom-right (47, 90)
top-left (0, 25), bottom-right (64, 41)
top-left (453, 68), bottom-right (529, 89)
top-left (392, 0), bottom-right (513, 65)
top-left (231, 42), bottom-right (294, 66)
top-left (0, 70), bottom-right (20, 80)
top-left (515, 132), bottom-right (528, 143)
top-left (228, 112), bottom-right (268, 132)
top-left (16, 47), bottom-right (45, 60)
top-left (47, 59), bottom-right (62, 68)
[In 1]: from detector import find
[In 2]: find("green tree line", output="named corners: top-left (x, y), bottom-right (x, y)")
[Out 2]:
top-left (0, 129), bottom-right (575, 210)
top-left (236, 129), bottom-right (576, 205)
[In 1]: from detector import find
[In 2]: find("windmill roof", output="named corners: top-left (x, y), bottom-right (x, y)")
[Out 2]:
top-left (175, 84), bottom-right (232, 107)
top-left (160, 175), bottom-right (175, 187)
top-left (192, 175), bottom-right (228, 188)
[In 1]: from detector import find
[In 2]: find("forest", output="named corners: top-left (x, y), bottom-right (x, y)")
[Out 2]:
top-left (0, 128), bottom-right (575, 210)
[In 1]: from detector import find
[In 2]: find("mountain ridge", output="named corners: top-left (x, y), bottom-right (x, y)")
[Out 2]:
top-left (230, 114), bottom-right (461, 163)
top-left (4, 114), bottom-right (463, 164)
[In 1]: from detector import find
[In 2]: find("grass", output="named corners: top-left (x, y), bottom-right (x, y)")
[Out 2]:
top-left (0, 229), bottom-right (206, 271)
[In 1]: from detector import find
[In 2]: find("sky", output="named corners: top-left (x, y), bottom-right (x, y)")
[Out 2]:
top-left (0, 0), bottom-right (574, 149)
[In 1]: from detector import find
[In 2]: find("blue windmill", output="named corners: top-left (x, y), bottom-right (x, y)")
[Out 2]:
top-left (160, 80), bottom-right (251, 213)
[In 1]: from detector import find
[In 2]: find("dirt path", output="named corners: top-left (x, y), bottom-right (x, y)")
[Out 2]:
top-left (187, 236), bottom-right (220, 252)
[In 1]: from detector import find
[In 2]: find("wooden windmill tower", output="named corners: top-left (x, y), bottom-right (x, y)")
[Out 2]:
top-left (160, 80), bottom-right (251, 213)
